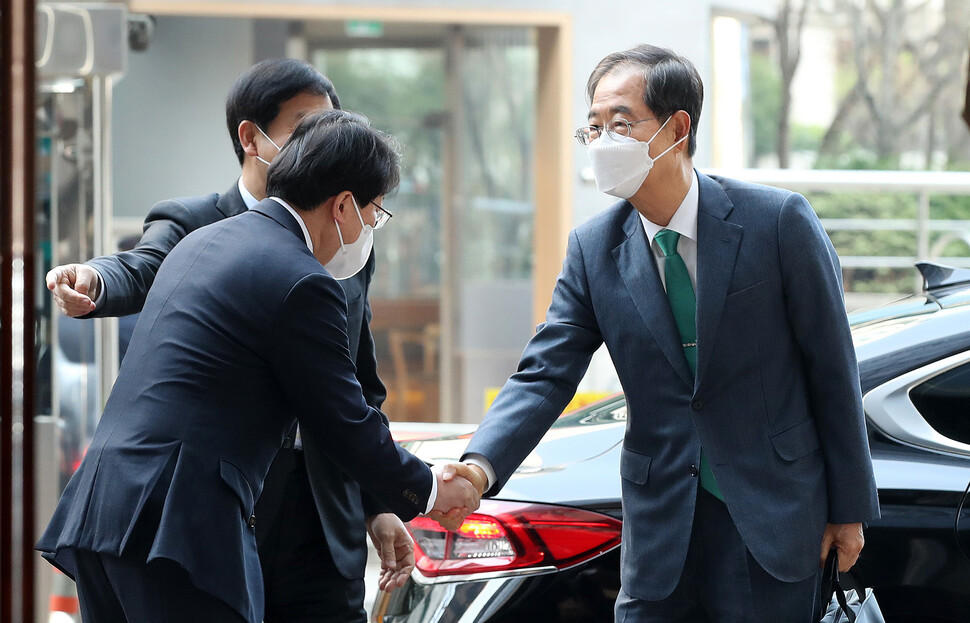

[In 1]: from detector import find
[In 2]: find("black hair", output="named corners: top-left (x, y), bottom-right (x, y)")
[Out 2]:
top-left (265, 110), bottom-right (400, 211)
top-left (586, 45), bottom-right (703, 157)
top-left (225, 58), bottom-right (341, 165)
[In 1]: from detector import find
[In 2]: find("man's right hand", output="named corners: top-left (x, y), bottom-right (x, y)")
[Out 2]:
top-left (428, 464), bottom-right (481, 530)
top-left (46, 263), bottom-right (100, 317)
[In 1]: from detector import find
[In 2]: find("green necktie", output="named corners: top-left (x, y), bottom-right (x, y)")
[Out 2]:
top-left (654, 229), bottom-right (723, 501)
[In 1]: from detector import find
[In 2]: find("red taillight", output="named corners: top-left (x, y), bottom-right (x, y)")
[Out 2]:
top-left (407, 500), bottom-right (622, 578)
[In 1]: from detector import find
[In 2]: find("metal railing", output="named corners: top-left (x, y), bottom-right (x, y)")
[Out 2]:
top-left (704, 169), bottom-right (970, 292)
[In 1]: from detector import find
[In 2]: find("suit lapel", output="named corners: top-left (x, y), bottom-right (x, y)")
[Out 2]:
top-left (215, 180), bottom-right (248, 219)
top-left (613, 206), bottom-right (694, 389)
top-left (695, 172), bottom-right (743, 385)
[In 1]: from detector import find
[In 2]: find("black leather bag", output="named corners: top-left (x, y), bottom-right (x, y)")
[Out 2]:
top-left (819, 549), bottom-right (885, 623)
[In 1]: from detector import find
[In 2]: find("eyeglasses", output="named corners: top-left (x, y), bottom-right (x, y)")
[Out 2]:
top-left (371, 201), bottom-right (393, 229)
top-left (574, 117), bottom-right (660, 146)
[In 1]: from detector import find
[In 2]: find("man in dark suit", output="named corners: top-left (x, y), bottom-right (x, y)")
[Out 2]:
top-left (37, 110), bottom-right (480, 623)
top-left (44, 59), bottom-right (411, 622)
top-left (457, 45), bottom-right (880, 622)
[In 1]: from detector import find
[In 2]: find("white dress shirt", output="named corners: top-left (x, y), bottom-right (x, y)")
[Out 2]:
top-left (237, 177), bottom-right (259, 210)
top-left (268, 196), bottom-right (313, 252)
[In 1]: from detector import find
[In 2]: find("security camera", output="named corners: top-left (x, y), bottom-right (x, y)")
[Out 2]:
top-left (128, 14), bottom-right (155, 52)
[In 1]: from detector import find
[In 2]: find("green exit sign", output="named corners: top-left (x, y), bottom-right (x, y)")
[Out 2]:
top-left (345, 20), bottom-right (384, 38)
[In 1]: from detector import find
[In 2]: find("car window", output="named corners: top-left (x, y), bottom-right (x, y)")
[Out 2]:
top-left (910, 360), bottom-right (970, 445)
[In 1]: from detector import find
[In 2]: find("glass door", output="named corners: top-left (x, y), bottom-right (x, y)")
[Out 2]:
top-left (310, 23), bottom-right (537, 423)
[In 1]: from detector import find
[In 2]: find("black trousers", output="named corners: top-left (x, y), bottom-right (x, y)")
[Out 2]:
top-left (73, 548), bottom-right (246, 623)
top-left (615, 489), bottom-right (821, 623)
top-left (257, 448), bottom-right (367, 623)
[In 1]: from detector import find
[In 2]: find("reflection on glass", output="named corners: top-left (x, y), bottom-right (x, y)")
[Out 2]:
top-left (313, 27), bottom-right (537, 423)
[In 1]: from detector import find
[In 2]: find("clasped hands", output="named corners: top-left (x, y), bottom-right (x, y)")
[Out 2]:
top-left (426, 462), bottom-right (488, 530)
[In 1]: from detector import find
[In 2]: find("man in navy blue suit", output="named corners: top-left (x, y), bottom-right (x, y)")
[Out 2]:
top-left (38, 110), bottom-right (481, 623)
top-left (458, 45), bottom-right (879, 622)
top-left (45, 60), bottom-right (412, 622)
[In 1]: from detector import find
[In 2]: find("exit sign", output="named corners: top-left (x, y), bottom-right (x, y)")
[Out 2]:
top-left (345, 20), bottom-right (384, 38)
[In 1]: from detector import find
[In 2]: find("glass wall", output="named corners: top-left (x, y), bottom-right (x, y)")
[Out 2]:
top-left (34, 74), bottom-right (117, 623)
top-left (312, 25), bottom-right (537, 422)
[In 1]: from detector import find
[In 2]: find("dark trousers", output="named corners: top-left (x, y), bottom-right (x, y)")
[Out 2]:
top-left (73, 548), bottom-right (246, 623)
top-left (257, 448), bottom-right (366, 623)
top-left (615, 489), bottom-right (820, 623)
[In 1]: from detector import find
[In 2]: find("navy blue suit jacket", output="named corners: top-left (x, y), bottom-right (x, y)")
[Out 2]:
top-left (83, 183), bottom-right (387, 580)
top-left (463, 172), bottom-right (879, 601)
top-left (38, 200), bottom-right (431, 623)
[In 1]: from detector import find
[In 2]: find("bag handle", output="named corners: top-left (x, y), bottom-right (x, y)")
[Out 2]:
top-left (821, 548), bottom-right (857, 623)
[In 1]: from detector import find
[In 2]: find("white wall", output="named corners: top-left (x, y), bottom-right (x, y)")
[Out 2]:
top-left (111, 16), bottom-right (257, 218)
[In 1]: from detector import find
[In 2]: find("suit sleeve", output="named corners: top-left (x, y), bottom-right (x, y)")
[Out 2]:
top-left (84, 194), bottom-right (220, 318)
top-left (778, 193), bottom-right (880, 524)
top-left (270, 271), bottom-right (432, 521)
top-left (462, 230), bottom-right (604, 495)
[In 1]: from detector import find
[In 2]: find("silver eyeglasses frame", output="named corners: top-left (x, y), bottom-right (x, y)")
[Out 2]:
top-left (574, 116), bottom-right (661, 146)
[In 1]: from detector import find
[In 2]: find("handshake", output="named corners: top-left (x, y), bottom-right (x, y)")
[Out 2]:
top-left (426, 462), bottom-right (488, 530)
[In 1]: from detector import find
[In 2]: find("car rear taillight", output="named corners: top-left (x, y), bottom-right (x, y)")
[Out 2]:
top-left (407, 500), bottom-right (622, 578)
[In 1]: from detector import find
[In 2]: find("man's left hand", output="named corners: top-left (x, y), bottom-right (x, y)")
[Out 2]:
top-left (819, 522), bottom-right (865, 572)
top-left (367, 513), bottom-right (415, 592)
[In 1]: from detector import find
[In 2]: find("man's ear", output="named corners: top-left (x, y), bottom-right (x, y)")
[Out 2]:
top-left (330, 190), bottom-right (354, 222)
top-left (672, 110), bottom-right (691, 151)
top-left (238, 120), bottom-right (259, 158)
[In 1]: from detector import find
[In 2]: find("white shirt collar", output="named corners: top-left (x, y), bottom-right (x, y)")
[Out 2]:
top-left (638, 169), bottom-right (699, 244)
top-left (268, 197), bottom-right (313, 252)
top-left (237, 177), bottom-right (260, 210)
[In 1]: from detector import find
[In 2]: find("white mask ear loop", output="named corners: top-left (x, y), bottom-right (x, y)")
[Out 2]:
top-left (254, 124), bottom-right (282, 166)
top-left (351, 196), bottom-right (367, 228)
top-left (334, 195), bottom-right (364, 256)
top-left (334, 201), bottom-right (347, 256)
top-left (649, 113), bottom-right (689, 161)
top-left (334, 219), bottom-right (347, 254)
top-left (643, 115), bottom-right (671, 145)
top-left (653, 134), bottom-right (689, 161)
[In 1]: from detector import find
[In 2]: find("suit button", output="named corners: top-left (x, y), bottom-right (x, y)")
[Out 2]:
top-left (691, 400), bottom-right (703, 411)
top-left (689, 464), bottom-right (699, 477)
top-left (248, 514), bottom-right (256, 528)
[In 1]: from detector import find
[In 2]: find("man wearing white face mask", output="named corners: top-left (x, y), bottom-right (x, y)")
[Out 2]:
top-left (457, 45), bottom-right (878, 622)
top-left (43, 59), bottom-right (418, 623)
top-left (37, 110), bottom-right (482, 623)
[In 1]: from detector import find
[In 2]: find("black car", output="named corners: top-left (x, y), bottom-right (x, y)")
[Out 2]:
top-left (374, 262), bottom-right (970, 623)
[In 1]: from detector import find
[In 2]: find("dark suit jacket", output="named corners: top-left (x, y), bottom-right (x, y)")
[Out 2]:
top-left (85, 183), bottom-right (386, 579)
top-left (463, 172), bottom-right (880, 601)
top-left (37, 200), bottom-right (431, 623)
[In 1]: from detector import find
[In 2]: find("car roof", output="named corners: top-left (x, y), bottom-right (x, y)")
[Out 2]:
top-left (850, 265), bottom-right (970, 393)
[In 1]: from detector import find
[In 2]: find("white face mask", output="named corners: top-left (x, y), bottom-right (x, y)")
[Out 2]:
top-left (255, 125), bottom-right (282, 166)
top-left (586, 115), bottom-right (687, 199)
top-left (325, 196), bottom-right (374, 280)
